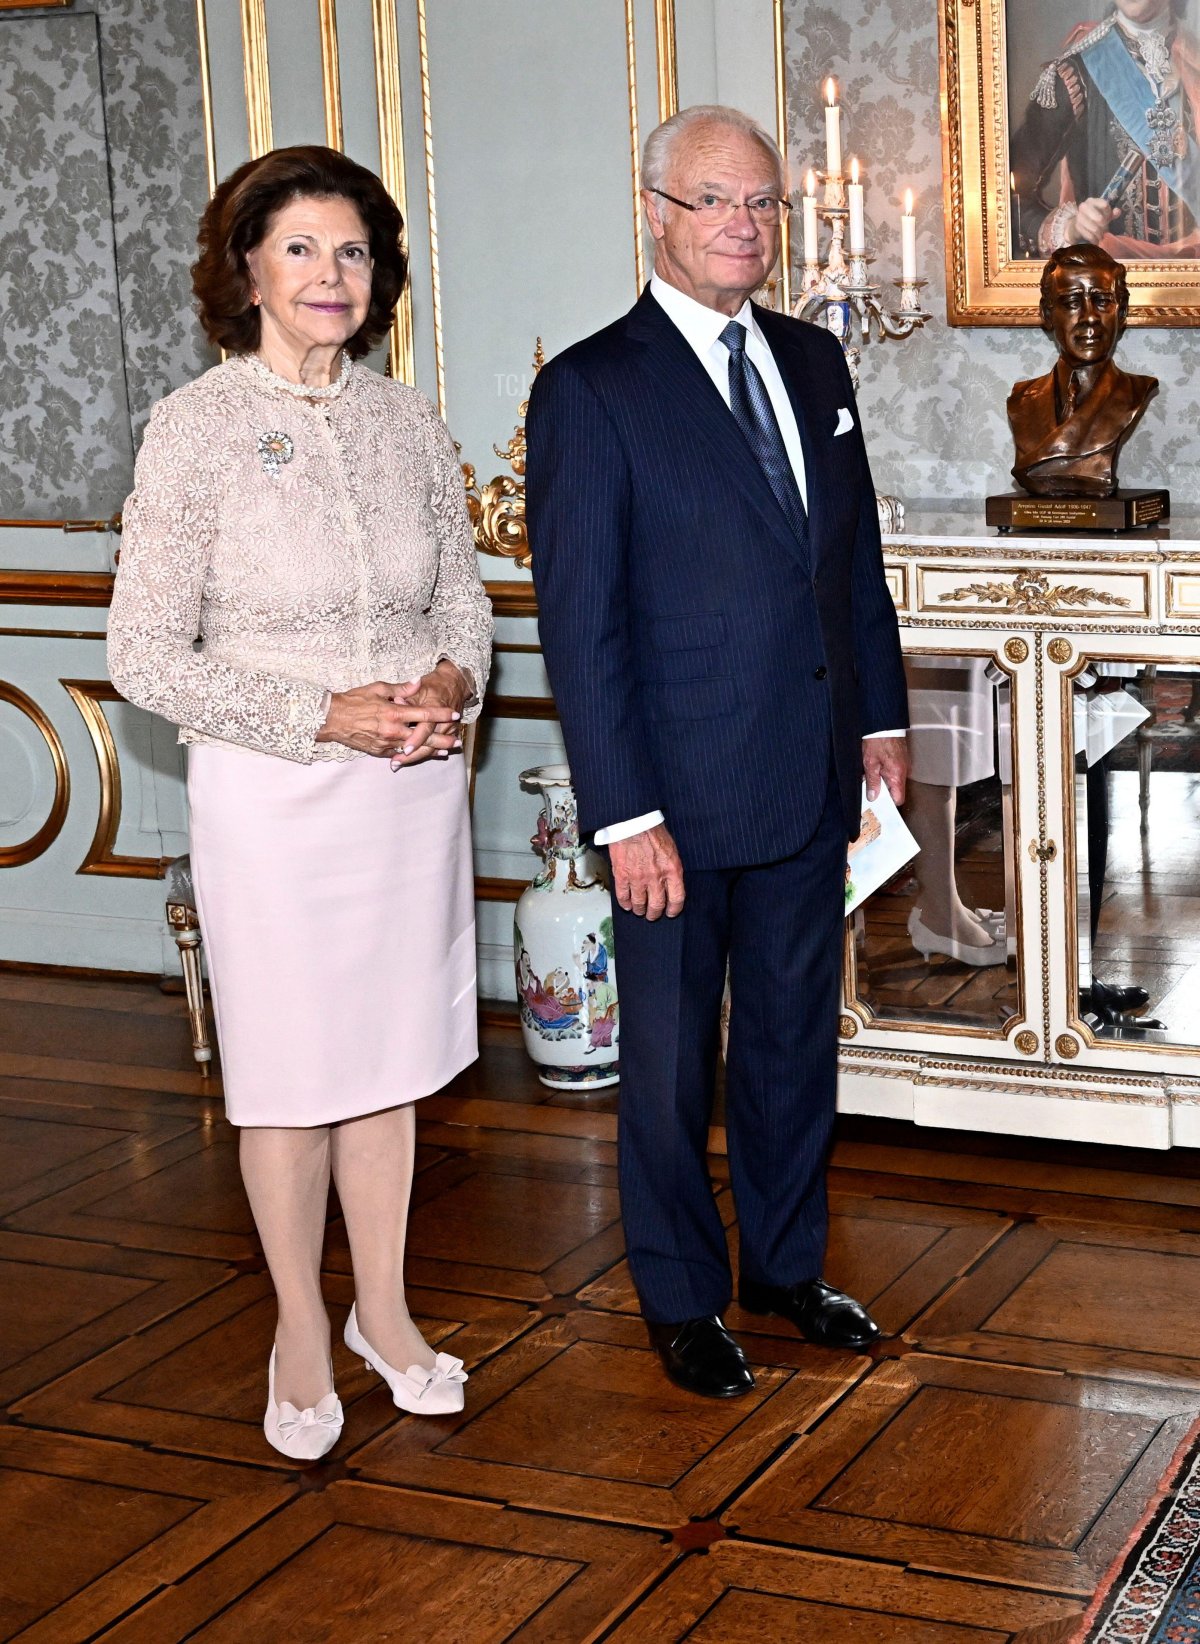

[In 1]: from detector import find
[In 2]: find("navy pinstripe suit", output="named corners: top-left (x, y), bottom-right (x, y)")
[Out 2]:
top-left (526, 287), bottom-right (907, 1323)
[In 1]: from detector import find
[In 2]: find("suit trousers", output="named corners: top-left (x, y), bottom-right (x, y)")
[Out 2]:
top-left (611, 770), bottom-right (848, 1323)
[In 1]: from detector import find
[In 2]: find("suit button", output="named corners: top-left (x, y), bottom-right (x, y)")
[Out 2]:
top-left (814, 665), bottom-right (827, 680)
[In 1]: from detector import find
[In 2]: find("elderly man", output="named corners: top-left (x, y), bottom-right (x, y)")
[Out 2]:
top-left (526, 105), bottom-right (908, 1398)
top-left (1010, 0), bottom-right (1200, 258)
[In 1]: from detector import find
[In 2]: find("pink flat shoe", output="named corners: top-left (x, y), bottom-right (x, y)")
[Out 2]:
top-left (344, 1304), bottom-right (467, 1415)
top-left (263, 1347), bottom-right (343, 1460)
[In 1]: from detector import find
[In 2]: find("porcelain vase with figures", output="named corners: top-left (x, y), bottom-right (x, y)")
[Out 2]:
top-left (513, 764), bottom-right (619, 1089)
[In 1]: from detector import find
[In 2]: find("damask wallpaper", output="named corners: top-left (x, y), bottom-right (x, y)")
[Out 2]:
top-left (783, 0), bottom-right (1200, 503)
top-left (0, 2), bottom-right (210, 519)
top-left (100, 0), bottom-right (212, 443)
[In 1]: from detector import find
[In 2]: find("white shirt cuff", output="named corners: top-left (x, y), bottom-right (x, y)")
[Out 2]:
top-left (864, 729), bottom-right (906, 739)
top-left (593, 810), bottom-right (665, 845)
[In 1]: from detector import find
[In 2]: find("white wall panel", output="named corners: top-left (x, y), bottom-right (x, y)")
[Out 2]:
top-left (422, 0), bottom-right (638, 464)
top-left (202, 0), bottom-right (254, 180)
top-left (264, 0), bottom-right (326, 152)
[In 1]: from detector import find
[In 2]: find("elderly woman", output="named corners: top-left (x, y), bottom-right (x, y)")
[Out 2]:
top-left (108, 146), bottom-right (492, 1459)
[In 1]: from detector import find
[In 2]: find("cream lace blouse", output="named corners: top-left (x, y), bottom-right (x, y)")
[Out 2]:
top-left (107, 355), bottom-right (493, 762)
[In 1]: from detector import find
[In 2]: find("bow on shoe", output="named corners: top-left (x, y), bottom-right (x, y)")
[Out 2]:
top-left (408, 1354), bottom-right (467, 1398)
top-left (276, 1396), bottom-right (342, 1437)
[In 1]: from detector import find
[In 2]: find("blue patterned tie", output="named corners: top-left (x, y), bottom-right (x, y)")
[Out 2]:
top-left (720, 319), bottom-right (810, 561)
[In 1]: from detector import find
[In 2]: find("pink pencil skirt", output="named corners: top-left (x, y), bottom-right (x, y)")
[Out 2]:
top-left (187, 743), bottom-right (478, 1127)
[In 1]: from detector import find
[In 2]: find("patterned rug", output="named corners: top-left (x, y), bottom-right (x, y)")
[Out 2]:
top-left (1075, 1418), bottom-right (1200, 1642)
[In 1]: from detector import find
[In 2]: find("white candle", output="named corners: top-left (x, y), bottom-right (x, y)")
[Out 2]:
top-left (901, 187), bottom-right (917, 281)
top-left (803, 170), bottom-right (819, 263)
top-left (848, 156), bottom-right (865, 253)
top-left (824, 79), bottom-right (842, 179)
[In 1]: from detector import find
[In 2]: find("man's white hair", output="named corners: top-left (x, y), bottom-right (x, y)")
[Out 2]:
top-left (642, 104), bottom-right (787, 200)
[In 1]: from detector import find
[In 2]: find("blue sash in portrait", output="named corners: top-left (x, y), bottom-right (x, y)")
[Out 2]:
top-left (1080, 26), bottom-right (1200, 220)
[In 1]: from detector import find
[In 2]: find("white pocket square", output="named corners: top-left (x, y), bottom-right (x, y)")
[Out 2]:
top-left (834, 407), bottom-right (855, 436)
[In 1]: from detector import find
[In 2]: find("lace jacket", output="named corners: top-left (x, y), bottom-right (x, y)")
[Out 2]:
top-left (107, 355), bottom-right (494, 762)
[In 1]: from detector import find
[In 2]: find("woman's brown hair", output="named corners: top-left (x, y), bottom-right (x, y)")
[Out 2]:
top-left (192, 145), bottom-right (406, 358)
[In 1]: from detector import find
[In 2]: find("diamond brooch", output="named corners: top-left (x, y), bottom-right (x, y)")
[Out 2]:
top-left (257, 430), bottom-right (294, 478)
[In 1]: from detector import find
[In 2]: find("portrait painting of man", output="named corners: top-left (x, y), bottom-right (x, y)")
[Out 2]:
top-left (1007, 0), bottom-right (1200, 260)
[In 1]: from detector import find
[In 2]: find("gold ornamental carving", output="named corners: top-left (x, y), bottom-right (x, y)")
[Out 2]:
top-left (1055, 1034), bottom-right (1080, 1060)
top-left (838, 1014), bottom-right (859, 1040)
top-left (1003, 637), bottom-right (1028, 663)
top-left (1027, 837), bottom-right (1057, 864)
top-left (61, 681), bottom-right (169, 879)
top-left (1014, 1029), bottom-right (1039, 1056)
top-left (938, 570), bottom-right (1131, 616)
top-left (1047, 638), bottom-right (1073, 664)
top-left (0, 682), bottom-right (70, 867)
top-left (465, 340), bottom-right (543, 570)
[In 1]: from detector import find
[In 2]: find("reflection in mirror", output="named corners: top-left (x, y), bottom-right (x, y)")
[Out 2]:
top-left (852, 652), bottom-right (1018, 1031)
top-left (1073, 661), bottom-right (1200, 1045)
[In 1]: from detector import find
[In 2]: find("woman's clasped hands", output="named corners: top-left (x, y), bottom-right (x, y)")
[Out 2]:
top-left (316, 659), bottom-right (471, 767)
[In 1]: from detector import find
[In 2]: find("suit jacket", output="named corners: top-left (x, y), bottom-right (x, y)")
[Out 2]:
top-left (525, 287), bottom-right (908, 872)
top-left (1009, 360), bottom-right (1157, 497)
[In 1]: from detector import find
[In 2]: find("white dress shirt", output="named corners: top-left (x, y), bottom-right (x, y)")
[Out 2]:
top-left (592, 273), bottom-right (900, 847)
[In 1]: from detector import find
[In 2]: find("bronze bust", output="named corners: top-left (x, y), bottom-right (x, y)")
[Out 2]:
top-left (1008, 244), bottom-right (1156, 499)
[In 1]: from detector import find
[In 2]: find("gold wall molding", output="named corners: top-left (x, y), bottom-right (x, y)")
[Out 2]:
top-left (475, 875), bottom-right (525, 903)
top-left (483, 693), bottom-right (557, 722)
top-left (414, 0), bottom-right (444, 411)
top-left (239, 0), bottom-right (273, 158)
top-left (654, 0), bottom-right (677, 123)
top-left (195, 0), bottom-right (218, 195)
top-left (371, 0), bottom-right (416, 387)
top-left (772, 0), bottom-right (790, 312)
top-left (0, 683), bottom-right (70, 869)
top-left (0, 516), bottom-right (117, 532)
top-left (0, 572), bottom-right (114, 607)
top-left (318, 0), bottom-right (343, 151)
top-left (62, 681), bottom-right (169, 879)
top-left (486, 581), bottom-right (537, 619)
top-left (625, 0), bottom-right (645, 292)
top-left (1, 629), bottom-right (105, 641)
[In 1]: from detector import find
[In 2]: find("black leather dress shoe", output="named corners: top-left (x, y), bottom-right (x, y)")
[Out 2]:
top-left (1082, 979), bottom-right (1150, 1015)
top-left (645, 1315), bottom-right (755, 1398)
top-left (738, 1278), bottom-right (881, 1352)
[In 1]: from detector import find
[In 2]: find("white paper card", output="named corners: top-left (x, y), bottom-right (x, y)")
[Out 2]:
top-left (845, 782), bottom-right (920, 916)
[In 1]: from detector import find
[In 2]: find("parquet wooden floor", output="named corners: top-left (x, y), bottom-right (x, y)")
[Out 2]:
top-left (4, 972), bottom-right (1200, 1641)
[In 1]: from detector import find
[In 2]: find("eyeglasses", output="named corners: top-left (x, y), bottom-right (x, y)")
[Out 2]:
top-left (649, 188), bottom-right (792, 226)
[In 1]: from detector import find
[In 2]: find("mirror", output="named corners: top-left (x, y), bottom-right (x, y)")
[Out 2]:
top-left (850, 651), bottom-right (1020, 1033)
top-left (1071, 660), bottom-right (1200, 1045)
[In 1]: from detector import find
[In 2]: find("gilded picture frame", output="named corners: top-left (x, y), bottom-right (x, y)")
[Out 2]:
top-left (940, 0), bottom-right (1200, 325)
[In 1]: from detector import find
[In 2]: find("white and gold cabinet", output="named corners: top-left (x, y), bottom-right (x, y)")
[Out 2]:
top-left (839, 516), bottom-right (1200, 1149)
